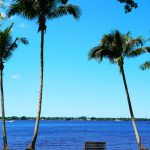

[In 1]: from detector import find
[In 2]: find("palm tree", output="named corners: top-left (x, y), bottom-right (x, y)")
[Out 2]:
top-left (8, 0), bottom-right (80, 149)
top-left (0, 23), bottom-right (28, 150)
top-left (89, 30), bottom-right (147, 150)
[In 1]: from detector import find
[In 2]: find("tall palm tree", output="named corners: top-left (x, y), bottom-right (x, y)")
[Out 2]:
top-left (8, 0), bottom-right (80, 149)
top-left (89, 30), bottom-right (147, 150)
top-left (0, 23), bottom-right (28, 150)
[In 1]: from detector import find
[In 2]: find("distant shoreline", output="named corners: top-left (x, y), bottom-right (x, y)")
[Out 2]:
top-left (1, 116), bottom-right (150, 121)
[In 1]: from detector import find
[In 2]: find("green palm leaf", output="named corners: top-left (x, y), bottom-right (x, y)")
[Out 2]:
top-left (140, 61), bottom-right (150, 70)
top-left (127, 47), bottom-right (146, 57)
top-left (0, 23), bottom-right (28, 61)
top-left (8, 0), bottom-right (37, 20)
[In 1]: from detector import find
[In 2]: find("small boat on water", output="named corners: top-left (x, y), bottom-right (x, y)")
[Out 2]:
top-left (8, 120), bottom-right (15, 123)
top-left (0, 120), bottom-right (14, 123)
top-left (115, 119), bottom-right (121, 122)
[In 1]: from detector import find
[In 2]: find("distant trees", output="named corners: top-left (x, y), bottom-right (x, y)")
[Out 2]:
top-left (0, 116), bottom-right (150, 121)
top-left (79, 116), bottom-right (87, 120)
top-left (20, 116), bottom-right (27, 120)
top-left (88, 30), bottom-right (146, 150)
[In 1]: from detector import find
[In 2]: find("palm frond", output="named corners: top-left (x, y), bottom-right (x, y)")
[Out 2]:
top-left (3, 37), bottom-right (18, 61)
top-left (88, 45), bottom-right (102, 59)
top-left (126, 31), bottom-right (131, 37)
top-left (140, 61), bottom-right (150, 70)
top-left (18, 37), bottom-right (29, 45)
top-left (145, 46), bottom-right (150, 53)
top-left (0, 23), bottom-right (14, 58)
top-left (127, 47), bottom-right (146, 57)
top-left (0, 23), bottom-right (28, 61)
top-left (60, 0), bottom-right (68, 5)
top-left (63, 4), bottom-right (81, 19)
top-left (114, 30), bottom-right (124, 50)
top-left (101, 34), bottom-right (114, 46)
top-left (7, 0), bottom-right (38, 20)
top-left (132, 36), bottom-right (143, 46)
top-left (3, 36), bottom-right (28, 61)
top-left (89, 45), bottom-right (116, 64)
top-left (124, 36), bottom-right (144, 57)
top-left (47, 0), bottom-right (58, 12)
top-left (48, 4), bottom-right (80, 20)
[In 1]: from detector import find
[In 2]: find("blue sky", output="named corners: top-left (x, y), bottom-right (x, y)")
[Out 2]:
top-left (1, 0), bottom-right (150, 118)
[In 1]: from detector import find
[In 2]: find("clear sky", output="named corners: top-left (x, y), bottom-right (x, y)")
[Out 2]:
top-left (1, 0), bottom-right (150, 118)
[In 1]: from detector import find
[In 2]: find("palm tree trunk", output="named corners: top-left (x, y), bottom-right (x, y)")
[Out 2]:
top-left (120, 65), bottom-right (144, 150)
top-left (0, 67), bottom-right (8, 150)
top-left (27, 29), bottom-right (44, 150)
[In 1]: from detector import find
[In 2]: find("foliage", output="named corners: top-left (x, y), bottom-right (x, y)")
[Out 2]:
top-left (117, 0), bottom-right (138, 13)
top-left (0, 23), bottom-right (28, 62)
top-left (1, 116), bottom-right (150, 121)
top-left (89, 30), bottom-right (144, 68)
top-left (127, 43), bottom-right (150, 70)
top-left (8, 0), bottom-right (81, 32)
top-left (140, 61), bottom-right (150, 70)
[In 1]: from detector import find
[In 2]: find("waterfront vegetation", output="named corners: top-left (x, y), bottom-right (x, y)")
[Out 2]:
top-left (1, 116), bottom-right (150, 121)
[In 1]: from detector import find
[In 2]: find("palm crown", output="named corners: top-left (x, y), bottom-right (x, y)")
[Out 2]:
top-left (89, 30), bottom-right (145, 67)
top-left (0, 23), bottom-right (28, 63)
top-left (8, 0), bottom-right (81, 32)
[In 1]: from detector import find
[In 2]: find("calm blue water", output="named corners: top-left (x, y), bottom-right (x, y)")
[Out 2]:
top-left (0, 120), bottom-right (150, 150)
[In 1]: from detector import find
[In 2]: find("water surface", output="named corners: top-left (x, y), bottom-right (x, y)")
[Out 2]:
top-left (0, 120), bottom-right (150, 150)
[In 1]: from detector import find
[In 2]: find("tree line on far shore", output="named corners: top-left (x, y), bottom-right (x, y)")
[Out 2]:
top-left (1, 116), bottom-right (150, 121)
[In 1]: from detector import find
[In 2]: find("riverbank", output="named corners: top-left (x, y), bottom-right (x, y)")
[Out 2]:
top-left (1, 116), bottom-right (150, 121)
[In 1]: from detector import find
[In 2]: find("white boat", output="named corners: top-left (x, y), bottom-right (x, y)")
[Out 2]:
top-left (115, 119), bottom-right (121, 122)
top-left (8, 120), bottom-right (15, 123)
